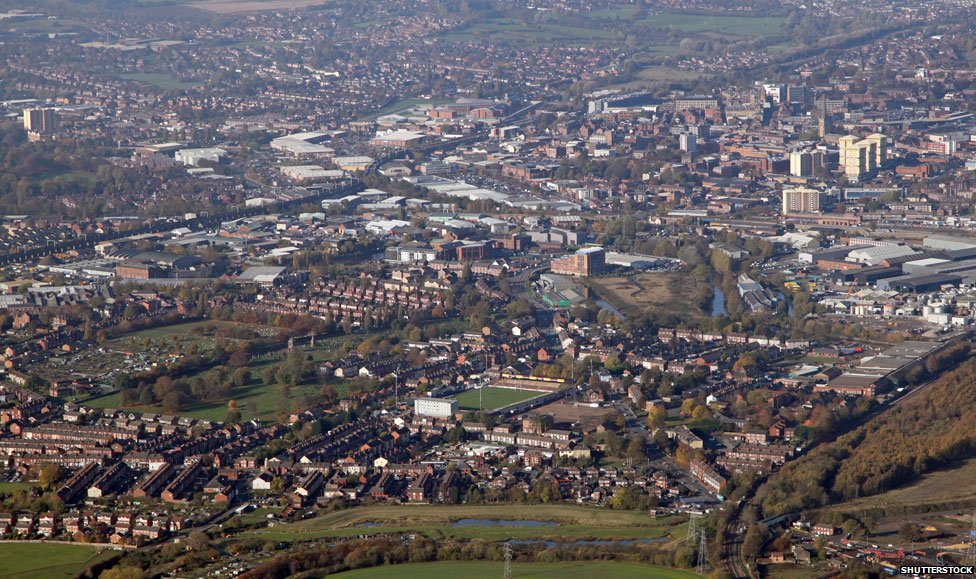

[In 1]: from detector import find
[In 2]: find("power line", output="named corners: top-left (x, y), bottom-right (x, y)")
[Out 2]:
top-left (687, 512), bottom-right (700, 544)
top-left (696, 527), bottom-right (709, 575)
top-left (966, 510), bottom-right (976, 577)
top-left (504, 541), bottom-right (513, 579)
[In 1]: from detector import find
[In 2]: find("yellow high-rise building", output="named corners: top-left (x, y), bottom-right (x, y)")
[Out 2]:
top-left (838, 134), bottom-right (887, 180)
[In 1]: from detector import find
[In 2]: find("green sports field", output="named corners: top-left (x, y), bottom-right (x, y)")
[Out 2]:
top-left (245, 503), bottom-right (686, 542)
top-left (0, 543), bottom-right (117, 579)
top-left (451, 386), bottom-right (545, 411)
top-left (334, 561), bottom-right (700, 578)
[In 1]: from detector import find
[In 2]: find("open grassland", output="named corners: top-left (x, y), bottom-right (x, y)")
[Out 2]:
top-left (451, 386), bottom-right (546, 411)
top-left (184, 0), bottom-right (330, 13)
top-left (245, 504), bottom-right (686, 542)
top-left (644, 11), bottom-right (785, 37)
top-left (587, 272), bottom-right (707, 321)
top-left (0, 481), bottom-right (35, 494)
top-left (334, 561), bottom-right (700, 579)
top-left (0, 543), bottom-right (117, 579)
top-left (119, 73), bottom-right (200, 90)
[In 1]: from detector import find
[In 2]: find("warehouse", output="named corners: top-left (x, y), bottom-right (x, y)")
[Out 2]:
top-left (876, 273), bottom-right (962, 292)
top-left (846, 245), bottom-right (917, 266)
top-left (922, 234), bottom-right (976, 252)
top-left (369, 130), bottom-right (427, 148)
top-left (829, 265), bottom-right (901, 285)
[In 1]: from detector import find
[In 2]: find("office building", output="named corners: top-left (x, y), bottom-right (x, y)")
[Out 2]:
top-left (23, 108), bottom-right (58, 138)
top-left (786, 85), bottom-right (808, 105)
top-left (551, 246), bottom-right (606, 277)
top-left (782, 188), bottom-right (820, 214)
top-left (762, 83), bottom-right (786, 103)
top-left (674, 95), bottom-right (719, 110)
top-left (789, 150), bottom-right (814, 177)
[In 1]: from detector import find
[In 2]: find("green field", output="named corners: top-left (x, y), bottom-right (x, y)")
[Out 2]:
top-left (443, 10), bottom-right (783, 46)
top-left (84, 356), bottom-right (323, 422)
top-left (0, 481), bottom-right (35, 494)
top-left (245, 504), bottom-right (685, 542)
top-left (28, 170), bottom-right (97, 187)
top-left (0, 543), bottom-right (117, 579)
top-left (451, 386), bottom-right (546, 411)
top-left (604, 65), bottom-right (711, 91)
top-left (119, 72), bottom-right (200, 90)
top-left (643, 11), bottom-right (785, 37)
top-left (83, 324), bottom-right (389, 422)
top-left (335, 561), bottom-right (700, 579)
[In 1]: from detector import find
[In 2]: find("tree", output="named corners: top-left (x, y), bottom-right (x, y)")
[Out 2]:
top-left (162, 391), bottom-right (184, 413)
top-left (228, 348), bottom-right (250, 368)
top-left (152, 376), bottom-right (176, 401)
top-left (39, 464), bottom-right (65, 490)
top-left (187, 531), bottom-right (210, 551)
top-left (626, 435), bottom-right (647, 464)
top-left (742, 523), bottom-right (770, 558)
top-left (898, 522), bottom-right (919, 542)
top-left (271, 476), bottom-right (286, 493)
top-left (647, 405), bottom-right (667, 430)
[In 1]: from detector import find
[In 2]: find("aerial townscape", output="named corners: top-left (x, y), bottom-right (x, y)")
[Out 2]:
top-left (5, 0), bottom-right (976, 578)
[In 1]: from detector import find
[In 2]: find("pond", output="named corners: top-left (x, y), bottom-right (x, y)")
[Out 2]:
top-left (711, 285), bottom-right (727, 317)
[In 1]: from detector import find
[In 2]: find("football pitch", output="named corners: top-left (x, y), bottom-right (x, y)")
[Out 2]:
top-left (451, 386), bottom-right (545, 411)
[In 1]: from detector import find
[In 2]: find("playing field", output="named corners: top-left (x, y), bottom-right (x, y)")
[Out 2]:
top-left (246, 504), bottom-right (686, 542)
top-left (335, 561), bottom-right (700, 578)
top-left (0, 543), bottom-right (117, 579)
top-left (645, 11), bottom-right (785, 36)
top-left (185, 0), bottom-right (330, 13)
top-left (451, 386), bottom-right (545, 411)
top-left (119, 73), bottom-right (200, 90)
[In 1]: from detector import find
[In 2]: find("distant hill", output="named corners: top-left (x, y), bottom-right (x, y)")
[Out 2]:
top-left (758, 353), bottom-right (976, 517)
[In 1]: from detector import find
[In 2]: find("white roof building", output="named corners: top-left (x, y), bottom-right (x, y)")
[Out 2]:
top-left (846, 245), bottom-right (917, 265)
top-left (175, 147), bottom-right (227, 167)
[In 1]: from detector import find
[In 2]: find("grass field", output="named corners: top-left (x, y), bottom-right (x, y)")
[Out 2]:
top-left (451, 386), bottom-right (545, 411)
top-left (335, 561), bottom-right (700, 579)
top-left (119, 73), bottom-right (200, 90)
top-left (643, 11), bottom-right (785, 37)
top-left (84, 324), bottom-right (389, 422)
top-left (28, 170), bottom-right (97, 187)
top-left (604, 65), bottom-right (711, 91)
top-left (443, 18), bottom-right (613, 44)
top-left (0, 481), bottom-right (34, 494)
top-left (0, 543), bottom-right (117, 579)
top-left (84, 356), bottom-right (325, 422)
top-left (184, 0), bottom-right (330, 13)
top-left (246, 504), bottom-right (685, 542)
